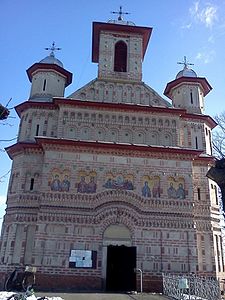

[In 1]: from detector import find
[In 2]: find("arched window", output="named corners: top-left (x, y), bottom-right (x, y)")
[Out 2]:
top-left (114, 41), bottom-right (127, 72)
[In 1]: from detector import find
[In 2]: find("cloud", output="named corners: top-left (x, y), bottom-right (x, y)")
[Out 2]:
top-left (190, 1), bottom-right (218, 28)
top-left (208, 35), bottom-right (214, 43)
top-left (181, 23), bottom-right (192, 30)
top-left (195, 50), bottom-right (215, 64)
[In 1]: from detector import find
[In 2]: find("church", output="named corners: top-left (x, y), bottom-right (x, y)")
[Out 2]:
top-left (0, 10), bottom-right (224, 292)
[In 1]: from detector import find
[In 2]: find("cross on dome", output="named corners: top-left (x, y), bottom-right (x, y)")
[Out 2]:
top-left (111, 6), bottom-right (130, 21)
top-left (45, 42), bottom-right (61, 57)
top-left (177, 56), bottom-right (194, 69)
top-left (175, 56), bottom-right (197, 79)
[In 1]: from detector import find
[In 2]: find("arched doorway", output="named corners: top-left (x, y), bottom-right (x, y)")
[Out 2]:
top-left (102, 224), bottom-right (136, 292)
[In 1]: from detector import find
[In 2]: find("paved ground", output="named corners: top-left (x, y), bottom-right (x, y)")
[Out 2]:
top-left (35, 292), bottom-right (170, 300)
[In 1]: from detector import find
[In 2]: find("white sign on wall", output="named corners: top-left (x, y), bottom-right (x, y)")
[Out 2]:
top-left (69, 250), bottom-right (95, 268)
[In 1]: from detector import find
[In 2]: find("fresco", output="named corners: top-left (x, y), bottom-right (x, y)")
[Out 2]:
top-left (167, 177), bottom-right (185, 199)
top-left (141, 176), bottom-right (161, 198)
top-left (49, 168), bottom-right (71, 192)
top-left (103, 173), bottom-right (134, 190)
top-left (76, 170), bottom-right (97, 194)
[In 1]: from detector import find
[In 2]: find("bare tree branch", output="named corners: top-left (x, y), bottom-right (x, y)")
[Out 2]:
top-left (213, 111), bottom-right (225, 159)
top-left (0, 137), bottom-right (17, 142)
top-left (0, 170), bottom-right (11, 183)
top-left (0, 98), bottom-right (12, 121)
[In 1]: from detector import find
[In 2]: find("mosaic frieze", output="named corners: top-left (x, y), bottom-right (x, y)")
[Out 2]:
top-left (48, 167), bottom-right (186, 200)
top-left (167, 177), bottom-right (185, 199)
top-left (49, 168), bottom-right (71, 192)
top-left (103, 173), bottom-right (134, 191)
top-left (141, 176), bottom-right (161, 198)
top-left (76, 170), bottom-right (97, 194)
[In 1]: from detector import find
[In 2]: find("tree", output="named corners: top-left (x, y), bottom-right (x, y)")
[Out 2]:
top-left (213, 111), bottom-right (225, 159)
top-left (207, 111), bottom-right (225, 211)
top-left (0, 103), bottom-right (10, 120)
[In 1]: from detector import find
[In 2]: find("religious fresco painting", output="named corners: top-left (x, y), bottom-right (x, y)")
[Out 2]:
top-left (76, 170), bottom-right (97, 193)
top-left (141, 175), bottom-right (161, 198)
top-left (103, 172), bottom-right (134, 190)
top-left (167, 177), bottom-right (185, 199)
top-left (49, 168), bottom-right (71, 192)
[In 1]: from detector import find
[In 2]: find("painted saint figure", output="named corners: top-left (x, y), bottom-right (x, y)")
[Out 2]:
top-left (176, 183), bottom-right (185, 199)
top-left (167, 182), bottom-right (177, 199)
top-left (124, 179), bottom-right (134, 190)
top-left (61, 175), bottom-right (70, 192)
top-left (104, 178), bottom-right (113, 189)
top-left (87, 176), bottom-right (97, 193)
top-left (77, 176), bottom-right (88, 193)
top-left (152, 181), bottom-right (160, 198)
top-left (51, 174), bottom-right (61, 191)
top-left (142, 181), bottom-right (151, 197)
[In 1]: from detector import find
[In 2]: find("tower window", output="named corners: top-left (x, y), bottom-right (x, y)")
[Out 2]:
top-left (30, 178), bottom-right (34, 191)
top-left (190, 91), bottom-right (193, 104)
top-left (197, 188), bottom-right (201, 200)
top-left (214, 185), bottom-right (218, 205)
top-left (114, 41), bottom-right (127, 72)
top-left (36, 124), bottom-right (40, 136)
top-left (43, 79), bottom-right (47, 91)
top-left (209, 131), bottom-right (212, 154)
top-left (195, 137), bottom-right (198, 149)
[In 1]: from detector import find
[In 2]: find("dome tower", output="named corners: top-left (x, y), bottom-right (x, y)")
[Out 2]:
top-left (26, 43), bottom-right (72, 102)
top-left (164, 56), bottom-right (212, 114)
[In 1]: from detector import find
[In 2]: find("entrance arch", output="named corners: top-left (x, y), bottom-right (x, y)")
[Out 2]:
top-left (103, 224), bottom-right (132, 246)
top-left (102, 224), bottom-right (136, 292)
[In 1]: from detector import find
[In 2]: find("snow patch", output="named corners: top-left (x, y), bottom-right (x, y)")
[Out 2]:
top-left (0, 292), bottom-right (64, 300)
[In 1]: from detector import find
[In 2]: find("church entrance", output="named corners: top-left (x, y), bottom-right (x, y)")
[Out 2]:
top-left (106, 245), bottom-right (136, 292)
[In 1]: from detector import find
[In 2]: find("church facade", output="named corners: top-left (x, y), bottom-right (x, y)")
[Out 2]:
top-left (0, 15), bottom-right (224, 292)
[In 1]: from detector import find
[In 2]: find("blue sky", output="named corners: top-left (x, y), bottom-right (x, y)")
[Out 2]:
top-left (1, 0), bottom-right (225, 227)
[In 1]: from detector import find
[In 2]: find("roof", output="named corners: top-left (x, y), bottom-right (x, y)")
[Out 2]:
top-left (92, 21), bottom-right (152, 62)
top-left (176, 67), bottom-right (197, 79)
top-left (39, 54), bottom-right (63, 68)
top-left (26, 63), bottom-right (72, 86)
top-left (164, 76), bottom-right (212, 99)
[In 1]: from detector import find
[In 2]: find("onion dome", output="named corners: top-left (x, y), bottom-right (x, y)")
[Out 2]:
top-left (39, 42), bottom-right (63, 67)
top-left (39, 52), bottom-right (63, 68)
top-left (164, 56), bottom-right (212, 100)
top-left (176, 67), bottom-right (197, 79)
top-left (27, 42), bottom-right (72, 90)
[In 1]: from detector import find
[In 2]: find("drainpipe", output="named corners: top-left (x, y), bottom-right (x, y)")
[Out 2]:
top-left (135, 268), bottom-right (143, 293)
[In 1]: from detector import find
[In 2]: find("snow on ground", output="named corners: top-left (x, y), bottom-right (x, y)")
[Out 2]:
top-left (0, 292), bottom-right (64, 300)
top-left (174, 294), bottom-right (208, 300)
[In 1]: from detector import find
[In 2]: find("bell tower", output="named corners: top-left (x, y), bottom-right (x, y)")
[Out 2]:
top-left (164, 57), bottom-right (212, 114)
top-left (26, 43), bottom-right (72, 102)
top-left (92, 9), bottom-right (152, 82)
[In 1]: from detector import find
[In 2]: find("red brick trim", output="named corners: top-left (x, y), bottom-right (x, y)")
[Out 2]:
top-left (26, 63), bottom-right (72, 86)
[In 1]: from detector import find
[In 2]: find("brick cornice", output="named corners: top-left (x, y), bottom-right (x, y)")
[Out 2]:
top-left (14, 98), bottom-right (217, 129)
top-left (6, 137), bottom-right (215, 163)
top-left (15, 101), bottom-right (57, 117)
top-left (36, 137), bottom-right (203, 158)
top-left (5, 142), bottom-right (43, 160)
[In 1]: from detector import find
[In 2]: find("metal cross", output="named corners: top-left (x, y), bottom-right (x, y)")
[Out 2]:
top-left (111, 6), bottom-right (130, 21)
top-left (177, 56), bottom-right (194, 69)
top-left (45, 42), bottom-right (61, 56)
